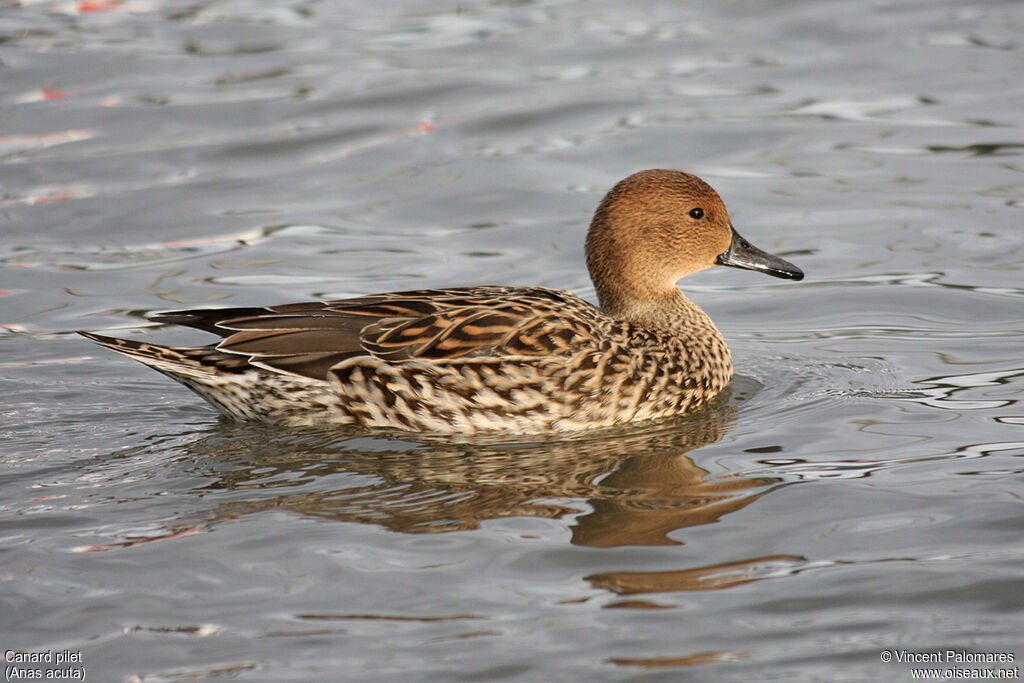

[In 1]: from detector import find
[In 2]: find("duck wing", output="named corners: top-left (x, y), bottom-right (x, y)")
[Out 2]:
top-left (151, 287), bottom-right (597, 381)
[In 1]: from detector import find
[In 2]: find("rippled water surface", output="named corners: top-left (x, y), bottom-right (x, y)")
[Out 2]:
top-left (3, 0), bottom-right (1023, 680)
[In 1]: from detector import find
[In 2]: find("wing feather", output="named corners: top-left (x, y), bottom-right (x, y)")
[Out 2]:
top-left (150, 287), bottom-right (597, 380)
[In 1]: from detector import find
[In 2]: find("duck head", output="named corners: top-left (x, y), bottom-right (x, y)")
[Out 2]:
top-left (585, 169), bottom-right (803, 319)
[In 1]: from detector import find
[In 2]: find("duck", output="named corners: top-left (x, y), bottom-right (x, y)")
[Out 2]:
top-left (79, 169), bottom-right (803, 434)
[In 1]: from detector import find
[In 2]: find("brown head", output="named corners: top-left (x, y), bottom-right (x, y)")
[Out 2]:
top-left (585, 169), bottom-right (802, 321)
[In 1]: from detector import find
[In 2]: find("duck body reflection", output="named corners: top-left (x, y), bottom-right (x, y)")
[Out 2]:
top-left (184, 380), bottom-right (783, 548)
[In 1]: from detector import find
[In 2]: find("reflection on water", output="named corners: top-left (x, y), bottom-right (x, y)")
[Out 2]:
top-left (185, 396), bottom-right (781, 549)
top-left (117, 386), bottom-right (783, 550)
top-left (910, 366), bottom-right (1023, 411)
top-left (608, 650), bottom-right (742, 670)
top-left (588, 554), bottom-right (808, 596)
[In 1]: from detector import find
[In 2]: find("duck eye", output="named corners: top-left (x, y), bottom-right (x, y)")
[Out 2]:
top-left (689, 208), bottom-right (704, 220)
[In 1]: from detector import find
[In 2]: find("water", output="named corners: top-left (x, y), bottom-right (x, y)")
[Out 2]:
top-left (3, 0), bottom-right (1023, 680)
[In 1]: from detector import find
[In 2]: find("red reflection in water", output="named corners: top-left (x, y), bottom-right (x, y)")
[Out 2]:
top-left (77, 0), bottom-right (119, 12)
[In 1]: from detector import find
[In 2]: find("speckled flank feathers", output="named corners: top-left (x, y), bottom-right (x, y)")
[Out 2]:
top-left (79, 170), bottom-right (803, 434)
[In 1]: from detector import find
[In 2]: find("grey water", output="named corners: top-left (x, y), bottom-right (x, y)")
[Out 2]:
top-left (2, 0), bottom-right (1023, 680)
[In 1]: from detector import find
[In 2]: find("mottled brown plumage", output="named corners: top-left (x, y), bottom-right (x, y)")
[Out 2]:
top-left (79, 170), bottom-right (803, 434)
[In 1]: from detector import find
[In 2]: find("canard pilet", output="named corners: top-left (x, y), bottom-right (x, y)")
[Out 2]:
top-left (80, 170), bottom-right (803, 434)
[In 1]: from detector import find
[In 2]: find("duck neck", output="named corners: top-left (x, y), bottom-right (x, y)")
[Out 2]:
top-left (598, 286), bottom-right (717, 332)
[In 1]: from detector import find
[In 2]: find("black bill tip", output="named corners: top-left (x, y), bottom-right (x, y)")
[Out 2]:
top-left (716, 228), bottom-right (804, 281)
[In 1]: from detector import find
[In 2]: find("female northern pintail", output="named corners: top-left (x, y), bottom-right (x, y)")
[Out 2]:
top-left (80, 170), bottom-right (803, 433)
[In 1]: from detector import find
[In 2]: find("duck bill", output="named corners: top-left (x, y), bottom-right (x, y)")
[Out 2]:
top-left (716, 227), bottom-right (804, 280)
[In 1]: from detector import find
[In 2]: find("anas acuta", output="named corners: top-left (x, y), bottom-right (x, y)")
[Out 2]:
top-left (80, 170), bottom-right (803, 433)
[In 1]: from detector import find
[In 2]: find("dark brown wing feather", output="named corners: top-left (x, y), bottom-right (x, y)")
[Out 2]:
top-left (149, 287), bottom-right (598, 381)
